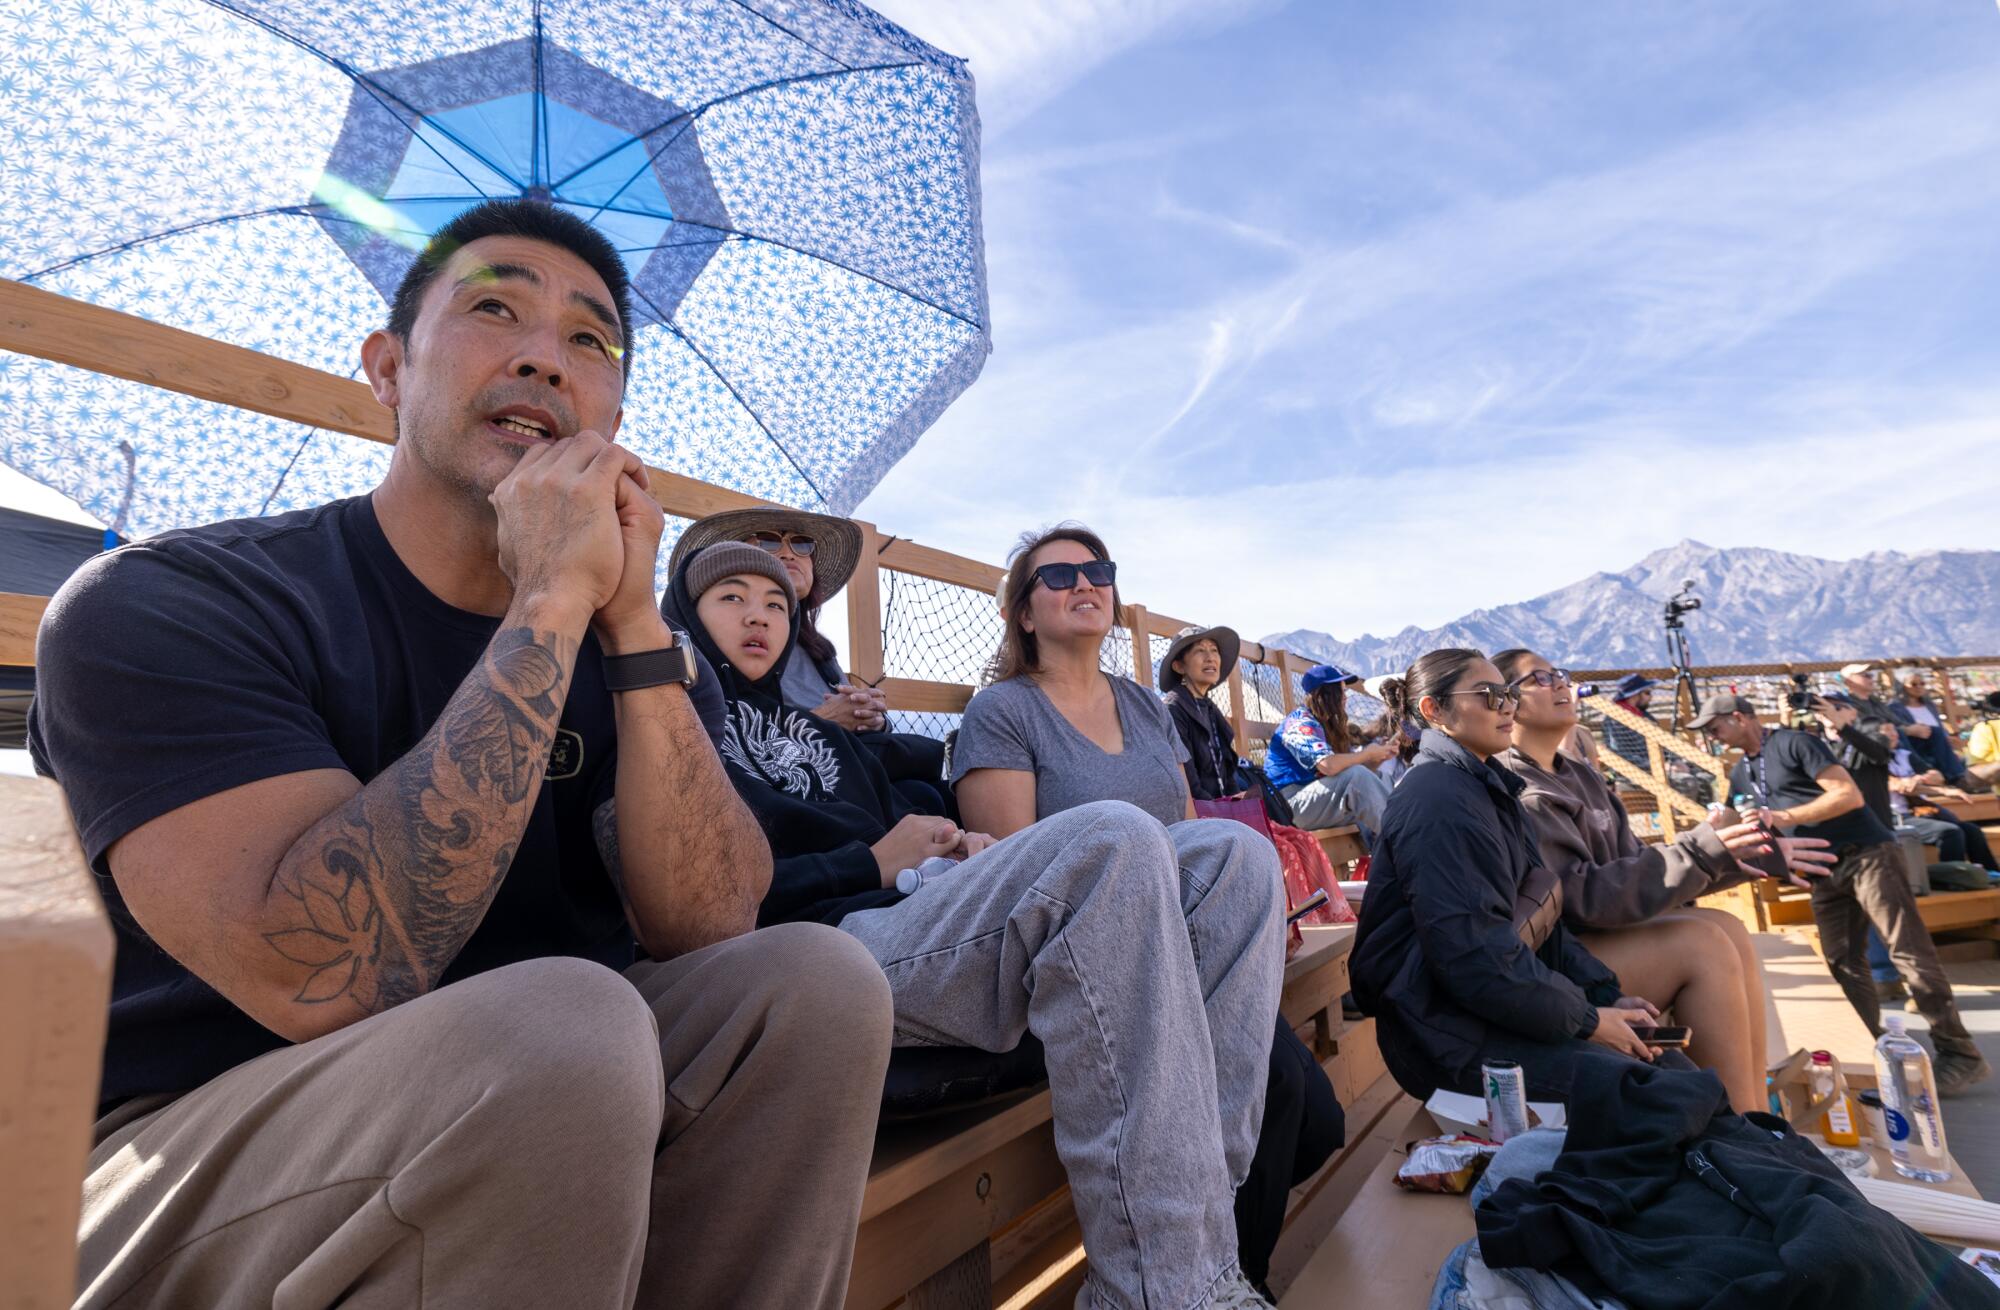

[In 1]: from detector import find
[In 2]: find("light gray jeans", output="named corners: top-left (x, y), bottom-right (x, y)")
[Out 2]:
top-left (1282, 764), bottom-right (1391, 841)
top-left (839, 801), bottom-right (1286, 1310)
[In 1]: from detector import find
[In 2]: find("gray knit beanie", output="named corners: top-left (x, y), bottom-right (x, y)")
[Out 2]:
top-left (686, 541), bottom-right (797, 610)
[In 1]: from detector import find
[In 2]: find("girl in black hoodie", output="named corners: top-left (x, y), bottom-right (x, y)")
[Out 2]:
top-left (664, 542), bottom-right (1285, 1310)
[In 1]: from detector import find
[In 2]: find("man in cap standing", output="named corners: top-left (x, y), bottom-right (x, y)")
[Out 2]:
top-left (1694, 693), bottom-right (1989, 1093)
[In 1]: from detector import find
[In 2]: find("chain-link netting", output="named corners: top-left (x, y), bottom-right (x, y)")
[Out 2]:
top-left (1239, 661), bottom-right (1287, 731)
top-left (879, 569), bottom-right (1004, 690)
top-left (1100, 624), bottom-right (1136, 681)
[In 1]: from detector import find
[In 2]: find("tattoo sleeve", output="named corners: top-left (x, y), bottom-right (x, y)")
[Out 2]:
top-left (262, 625), bottom-right (577, 1012)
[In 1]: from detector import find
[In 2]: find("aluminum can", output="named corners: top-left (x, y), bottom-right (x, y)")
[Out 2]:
top-left (1483, 1060), bottom-right (1530, 1144)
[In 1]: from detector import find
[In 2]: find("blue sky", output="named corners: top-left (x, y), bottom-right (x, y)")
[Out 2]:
top-left (5, 0), bottom-right (1996, 646)
top-left (856, 0), bottom-right (2000, 639)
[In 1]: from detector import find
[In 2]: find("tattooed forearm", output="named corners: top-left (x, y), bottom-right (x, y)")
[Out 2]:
top-left (592, 796), bottom-right (639, 931)
top-left (605, 678), bottom-right (771, 959)
top-left (263, 626), bottom-right (577, 1012)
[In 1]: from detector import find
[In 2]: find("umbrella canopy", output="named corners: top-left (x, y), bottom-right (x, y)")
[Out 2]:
top-left (0, 0), bottom-right (989, 538)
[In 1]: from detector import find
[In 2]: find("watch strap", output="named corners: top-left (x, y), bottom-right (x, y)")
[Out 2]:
top-left (603, 643), bottom-right (695, 692)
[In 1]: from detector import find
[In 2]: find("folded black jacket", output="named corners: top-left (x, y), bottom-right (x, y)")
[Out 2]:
top-left (1476, 1057), bottom-right (2000, 1310)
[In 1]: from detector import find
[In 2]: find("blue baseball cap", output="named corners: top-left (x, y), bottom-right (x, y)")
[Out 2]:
top-left (1614, 674), bottom-right (1659, 700)
top-left (1300, 663), bottom-right (1358, 694)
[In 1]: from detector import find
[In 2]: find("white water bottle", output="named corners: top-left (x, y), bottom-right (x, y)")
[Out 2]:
top-left (1874, 1015), bottom-right (1951, 1183)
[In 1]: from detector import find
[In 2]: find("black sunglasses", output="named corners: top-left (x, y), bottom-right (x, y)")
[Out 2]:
top-left (1510, 668), bottom-right (1571, 690)
top-left (1031, 559), bottom-right (1117, 592)
top-left (745, 531), bottom-right (816, 557)
top-left (1444, 683), bottom-right (1522, 712)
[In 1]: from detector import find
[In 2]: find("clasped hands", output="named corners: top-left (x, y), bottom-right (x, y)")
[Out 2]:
top-left (488, 430), bottom-right (667, 650)
top-left (870, 814), bottom-right (1000, 887)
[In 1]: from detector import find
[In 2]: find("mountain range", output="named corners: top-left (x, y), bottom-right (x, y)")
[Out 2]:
top-left (1264, 541), bottom-right (2000, 674)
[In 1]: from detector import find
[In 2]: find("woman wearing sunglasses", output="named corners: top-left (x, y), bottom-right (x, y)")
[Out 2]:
top-left (1493, 649), bottom-right (1833, 1110)
top-left (954, 523), bottom-right (1324, 1305)
top-left (1350, 649), bottom-right (1675, 1101)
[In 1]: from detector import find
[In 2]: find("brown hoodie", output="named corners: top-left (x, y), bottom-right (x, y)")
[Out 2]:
top-left (1499, 745), bottom-right (1746, 931)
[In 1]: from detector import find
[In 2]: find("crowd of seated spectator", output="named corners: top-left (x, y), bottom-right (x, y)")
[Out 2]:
top-left (25, 196), bottom-right (2000, 1309)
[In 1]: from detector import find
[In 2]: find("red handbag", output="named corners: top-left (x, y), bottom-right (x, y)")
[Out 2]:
top-left (1192, 798), bottom-right (1355, 928)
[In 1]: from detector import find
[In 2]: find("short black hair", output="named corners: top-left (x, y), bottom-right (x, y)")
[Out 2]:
top-left (386, 199), bottom-right (635, 375)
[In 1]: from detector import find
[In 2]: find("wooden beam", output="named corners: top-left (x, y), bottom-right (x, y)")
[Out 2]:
top-left (846, 520), bottom-right (886, 688)
top-left (0, 277), bottom-right (778, 528)
top-left (880, 677), bottom-right (975, 715)
top-left (877, 537), bottom-right (1005, 595)
top-left (2, 591), bottom-right (48, 667)
top-left (1227, 663), bottom-right (1248, 757)
top-left (1, 276), bottom-right (395, 443)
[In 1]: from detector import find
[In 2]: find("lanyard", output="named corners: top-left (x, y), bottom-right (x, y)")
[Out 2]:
top-left (1749, 731), bottom-right (1771, 808)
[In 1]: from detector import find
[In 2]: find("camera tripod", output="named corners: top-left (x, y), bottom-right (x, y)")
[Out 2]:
top-left (1662, 582), bottom-right (1702, 731)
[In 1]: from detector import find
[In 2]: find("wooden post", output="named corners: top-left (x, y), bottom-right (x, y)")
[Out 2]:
top-left (1228, 663), bottom-right (1248, 756)
top-left (846, 520), bottom-right (886, 688)
top-left (1933, 661), bottom-right (1963, 735)
top-left (1129, 605), bottom-right (1152, 689)
top-left (1280, 653), bottom-right (1299, 714)
top-left (1, 591), bottom-right (48, 667)
top-left (1647, 738), bottom-right (1678, 840)
top-left (1, 776), bottom-right (115, 1307)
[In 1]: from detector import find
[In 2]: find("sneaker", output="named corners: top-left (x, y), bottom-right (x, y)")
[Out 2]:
top-left (1906, 996), bottom-right (1923, 1014)
top-left (1876, 978), bottom-right (1908, 1004)
top-left (1211, 1272), bottom-right (1276, 1308)
top-left (1935, 1051), bottom-right (1993, 1097)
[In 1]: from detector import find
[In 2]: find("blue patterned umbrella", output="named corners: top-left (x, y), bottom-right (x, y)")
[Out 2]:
top-left (0, 0), bottom-right (988, 537)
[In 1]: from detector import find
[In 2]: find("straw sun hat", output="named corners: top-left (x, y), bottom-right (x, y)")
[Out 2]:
top-left (1158, 625), bottom-right (1241, 694)
top-left (667, 507), bottom-right (865, 604)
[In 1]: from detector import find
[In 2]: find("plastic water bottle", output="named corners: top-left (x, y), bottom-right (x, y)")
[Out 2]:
top-left (1874, 1015), bottom-right (1951, 1183)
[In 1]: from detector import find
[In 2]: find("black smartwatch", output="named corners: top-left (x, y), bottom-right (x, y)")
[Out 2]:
top-left (603, 630), bottom-right (699, 692)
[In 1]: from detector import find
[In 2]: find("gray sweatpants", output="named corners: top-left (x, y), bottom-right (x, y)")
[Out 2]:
top-left (1282, 764), bottom-right (1391, 841)
top-left (839, 801), bottom-right (1286, 1310)
top-left (76, 925), bottom-right (893, 1309)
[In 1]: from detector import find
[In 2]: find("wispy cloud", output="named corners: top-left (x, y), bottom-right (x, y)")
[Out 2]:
top-left (868, 0), bottom-right (1280, 136)
top-left (861, 3), bottom-right (2000, 641)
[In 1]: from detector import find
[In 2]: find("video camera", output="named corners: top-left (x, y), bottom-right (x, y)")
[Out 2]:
top-left (1785, 672), bottom-right (1818, 712)
top-left (1663, 580), bottom-right (1702, 627)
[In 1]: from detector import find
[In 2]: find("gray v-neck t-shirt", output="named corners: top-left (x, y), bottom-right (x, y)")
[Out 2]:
top-left (951, 674), bottom-right (1190, 827)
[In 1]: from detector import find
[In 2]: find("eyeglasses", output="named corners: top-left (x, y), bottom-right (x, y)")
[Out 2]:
top-left (745, 531), bottom-right (816, 557)
top-left (1444, 683), bottom-right (1521, 712)
top-left (1509, 668), bottom-right (1571, 691)
top-left (1031, 559), bottom-right (1117, 592)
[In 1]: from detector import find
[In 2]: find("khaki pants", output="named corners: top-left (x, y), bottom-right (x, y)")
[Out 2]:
top-left (76, 924), bottom-right (893, 1309)
top-left (1810, 841), bottom-right (1978, 1060)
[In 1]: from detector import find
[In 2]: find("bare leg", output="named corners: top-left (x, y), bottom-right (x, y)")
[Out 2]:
top-left (1578, 917), bottom-right (1760, 1111)
top-left (1666, 906), bottom-right (1768, 1087)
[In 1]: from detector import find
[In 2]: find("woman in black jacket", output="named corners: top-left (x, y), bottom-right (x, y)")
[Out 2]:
top-left (1350, 648), bottom-right (1672, 1100)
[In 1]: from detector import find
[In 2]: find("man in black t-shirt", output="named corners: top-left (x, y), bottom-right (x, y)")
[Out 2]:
top-left (30, 200), bottom-right (894, 1306)
top-left (1696, 694), bottom-right (1988, 1094)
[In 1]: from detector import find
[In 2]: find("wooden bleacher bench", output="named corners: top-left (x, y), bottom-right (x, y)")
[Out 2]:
top-left (1312, 824), bottom-right (1365, 874)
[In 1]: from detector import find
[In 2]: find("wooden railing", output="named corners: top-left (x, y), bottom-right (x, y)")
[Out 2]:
top-left (0, 278), bottom-right (1323, 757)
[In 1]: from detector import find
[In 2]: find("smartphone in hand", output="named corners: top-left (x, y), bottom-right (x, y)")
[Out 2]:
top-left (1630, 1025), bottom-right (1692, 1048)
